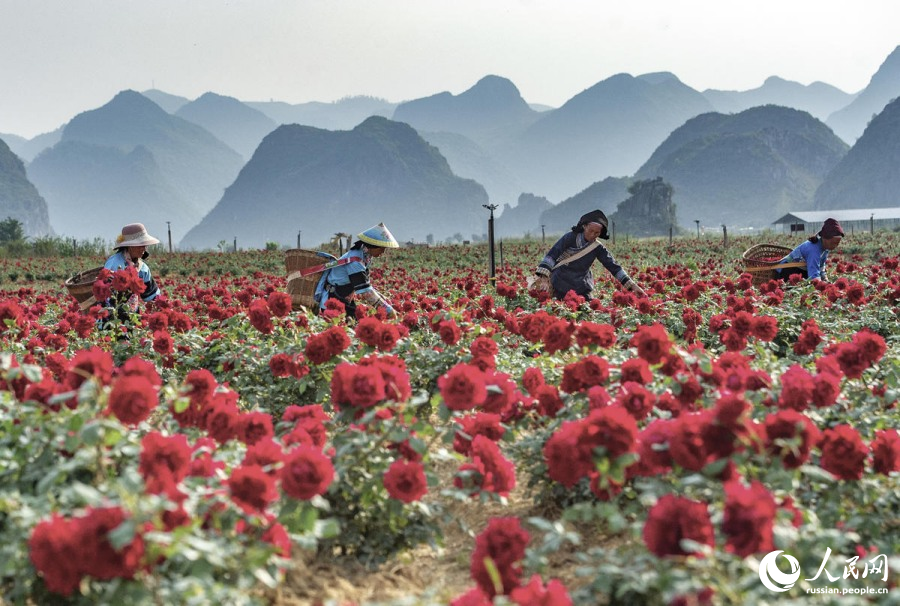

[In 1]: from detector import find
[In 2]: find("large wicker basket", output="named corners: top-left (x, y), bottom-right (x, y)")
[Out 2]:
top-left (741, 244), bottom-right (806, 286)
top-left (285, 249), bottom-right (330, 311)
top-left (64, 266), bottom-right (104, 310)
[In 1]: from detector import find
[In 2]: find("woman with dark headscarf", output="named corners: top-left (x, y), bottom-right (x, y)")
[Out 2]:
top-left (776, 217), bottom-right (844, 282)
top-left (532, 209), bottom-right (646, 300)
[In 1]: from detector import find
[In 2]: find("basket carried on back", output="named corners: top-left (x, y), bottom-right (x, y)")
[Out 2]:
top-left (741, 244), bottom-right (806, 287)
top-left (285, 249), bottom-right (332, 311)
top-left (64, 266), bottom-right (104, 310)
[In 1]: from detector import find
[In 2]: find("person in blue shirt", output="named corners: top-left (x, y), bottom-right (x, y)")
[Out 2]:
top-left (315, 222), bottom-right (398, 319)
top-left (102, 223), bottom-right (161, 326)
top-left (532, 209), bottom-right (646, 300)
top-left (777, 218), bottom-right (844, 282)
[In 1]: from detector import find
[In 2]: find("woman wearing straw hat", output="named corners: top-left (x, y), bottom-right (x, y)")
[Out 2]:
top-left (315, 222), bottom-right (398, 319)
top-left (776, 217), bottom-right (844, 282)
top-left (102, 223), bottom-right (162, 325)
top-left (532, 209), bottom-right (646, 300)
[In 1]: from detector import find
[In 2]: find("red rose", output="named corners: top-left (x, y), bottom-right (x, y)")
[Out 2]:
top-left (668, 412), bottom-right (712, 471)
top-left (542, 319), bottom-right (575, 354)
top-left (576, 322), bottom-right (617, 349)
top-left (355, 317), bottom-right (382, 347)
top-left (871, 429), bottom-right (900, 475)
top-left (509, 575), bottom-right (573, 606)
top-left (470, 517), bottom-right (530, 597)
top-left (139, 431), bottom-right (192, 486)
top-left (811, 372), bottom-right (841, 407)
top-left (722, 481), bottom-right (776, 557)
top-left (834, 342), bottom-right (869, 379)
top-left (280, 445), bottom-right (335, 500)
top-left (76, 506), bottom-right (144, 581)
top-left (228, 464), bottom-right (279, 514)
top-left (819, 424), bottom-right (868, 480)
top-left (383, 459), bottom-right (428, 503)
top-left (793, 319), bottom-right (823, 355)
top-left (629, 323), bottom-right (672, 364)
top-left (205, 392), bottom-right (241, 444)
top-left (560, 355), bottom-right (609, 393)
top-left (534, 384), bottom-right (564, 418)
top-left (28, 514), bottom-right (82, 595)
top-left (521, 367), bottom-right (545, 396)
top-left (763, 409), bottom-right (820, 469)
top-left (543, 420), bottom-right (591, 487)
top-left (750, 315), bottom-right (778, 341)
top-left (615, 381), bottom-right (655, 421)
top-left (460, 435), bottom-right (516, 497)
top-left (247, 298), bottom-right (273, 334)
top-left (376, 322), bottom-right (401, 351)
top-left (454, 413), bottom-right (504, 456)
top-left (643, 494), bottom-right (714, 558)
top-left (107, 374), bottom-right (158, 425)
top-left (777, 365), bottom-right (814, 411)
top-left (65, 346), bottom-right (114, 390)
top-left (267, 291), bottom-right (292, 318)
top-left (619, 358), bottom-right (653, 385)
top-left (237, 411), bottom-right (274, 446)
top-left (438, 363), bottom-right (488, 411)
top-left (438, 319), bottom-right (462, 345)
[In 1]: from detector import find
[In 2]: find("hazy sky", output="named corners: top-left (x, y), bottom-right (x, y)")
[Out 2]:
top-left (1, 0), bottom-right (897, 138)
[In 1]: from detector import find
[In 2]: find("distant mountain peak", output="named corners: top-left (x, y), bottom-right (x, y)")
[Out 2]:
top-left (637, 72), bottom-right (681, 84)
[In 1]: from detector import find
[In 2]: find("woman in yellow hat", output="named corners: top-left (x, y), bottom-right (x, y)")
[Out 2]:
top-left (315, 222), bottom-right (398, 318)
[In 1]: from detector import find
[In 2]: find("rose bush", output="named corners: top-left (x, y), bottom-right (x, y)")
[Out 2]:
top-left (1, 232), bottom-right (899, 604)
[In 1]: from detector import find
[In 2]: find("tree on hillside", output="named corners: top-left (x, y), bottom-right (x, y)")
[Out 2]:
top-left (609, 178), bottom-right (678, 238)
top-left (0, 217), bottom-right (25, 244)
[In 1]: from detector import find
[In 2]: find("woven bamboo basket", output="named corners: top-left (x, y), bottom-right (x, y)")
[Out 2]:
top-left (741, 244), bottom-right (806, 287)
top-left (285, 249), bottom-right (326, 311)
top-left (64, 266), bottom-right (104, 310)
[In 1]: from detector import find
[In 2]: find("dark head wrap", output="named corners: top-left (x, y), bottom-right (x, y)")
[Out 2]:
top-left (819, 218), bottom-right (845, 239)
top-left (571, 209), bottom-right (610, 240)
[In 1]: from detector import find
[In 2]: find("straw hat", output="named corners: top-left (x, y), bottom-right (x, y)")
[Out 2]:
top-left (358, 222), bottom-right (399, 248)
top-left (116, 223), bottom-right (160, 248)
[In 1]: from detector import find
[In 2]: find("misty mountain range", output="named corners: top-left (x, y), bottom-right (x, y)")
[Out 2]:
top-left (1, 44), bottom-right (899, 249)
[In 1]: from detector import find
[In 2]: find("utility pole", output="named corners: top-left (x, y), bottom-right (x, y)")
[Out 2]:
top-left (233, 237), bottom-right (237, 252)
top-left (297, 230), bottom-right (302, 249)
top-left (695, 219), bottom-right (700, 238)
top-left (870, 214), bottom-right (875, 234)
top-left (541, 224), bottom-right (545, 245)
top-left (722, 225), bottom-right (728, 248)
top-left (483, 204), bottom-right (498, 285)
top-left (166, 221), bottom-right (173, 253)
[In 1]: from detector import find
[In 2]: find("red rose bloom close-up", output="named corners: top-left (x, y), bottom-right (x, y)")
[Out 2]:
top-left (819, 424), bottom-right (868, 480)
top-left (470, 517), bottom-right (530, 597)
top-left (280, 445), bottom-right (335, 500)
top-left (383, 458), bottom-right (428, 503)
top-left (643, 494), bottom-right (714, 558)
top-left (629, 323), bottom-right (673, 364)
top-left (438, 363), bottom-right (488, 411)
top-left (722, 480), bottom-right (776, 557)
top-left (228, 464), bottom-right (279, 514)
top-left (107, 374), bottom-right (158, 425)
top-left (870, 429), bottom-right (900, 475)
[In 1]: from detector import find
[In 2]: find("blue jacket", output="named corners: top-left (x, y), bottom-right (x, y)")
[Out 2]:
top-left (780, 239), bottom-right (829, 281)
top-left (537, 232), bottom-right (633, 298)
top-left (315, 248), bottom-right (373, 309)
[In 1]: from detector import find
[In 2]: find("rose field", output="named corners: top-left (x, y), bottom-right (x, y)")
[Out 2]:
top-left (1, 232), bottom-right (899, 605)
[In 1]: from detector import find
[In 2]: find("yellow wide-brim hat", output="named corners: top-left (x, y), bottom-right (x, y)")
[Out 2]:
top-left (358, 222), bottom-right (399, 248)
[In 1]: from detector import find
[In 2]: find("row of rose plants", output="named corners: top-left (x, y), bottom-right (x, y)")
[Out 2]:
top-left (1, 232), bottom-right (899, 604)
